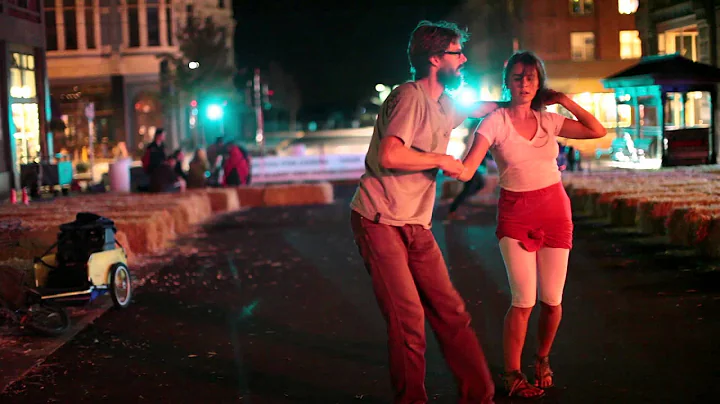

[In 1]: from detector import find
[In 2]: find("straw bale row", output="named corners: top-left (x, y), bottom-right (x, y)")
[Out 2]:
top-left (0, 191), bottom-right (218, 264)
top-left (562, 167), bottom-right (720, 257)
top-left (0, 182), bottom-right (336, 264)
top-left (232, 183), bottom-right (335, 207)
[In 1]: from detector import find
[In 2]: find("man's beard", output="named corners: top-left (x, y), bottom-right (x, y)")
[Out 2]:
top-left (437, 67), bottom-right (463, 90)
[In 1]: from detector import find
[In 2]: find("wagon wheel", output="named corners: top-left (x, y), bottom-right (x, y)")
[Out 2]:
top-left (109, 263), bottom-right (132, 309)
top-left (24, 304), bottom-right (70, 337)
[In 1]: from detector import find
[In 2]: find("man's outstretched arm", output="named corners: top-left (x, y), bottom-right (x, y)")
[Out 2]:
top-left (453, 100), bottom-right (509, 128)
top-left (466, 100), bottom-right (510, 119)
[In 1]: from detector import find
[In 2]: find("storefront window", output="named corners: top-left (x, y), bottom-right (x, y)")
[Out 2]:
top-left (11, 104), bottom-right (40, 165)
top-left (10, 53), bottom-right (37, 99)
top-left (617, 104), bottom-right (633, 128)
top-left (664, 91), bottom-right (711, 129)
top-left (685, 91), bottom-right (711, 127)
top-left (9, 52), bottom-right (40, 168)
top-left (549, 92), bottom-right (619, 128)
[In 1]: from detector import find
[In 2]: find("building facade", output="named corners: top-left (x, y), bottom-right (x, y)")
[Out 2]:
top-left (636, 0), bottom-right (719, 66)
top-left (629, 0), bottom-right (720, 165)
top-left (42, 0), bottom-right (234, 160)
top-left (0, 0), bottom-right (51, 194)
top-left (455, 0), bottom-right (644, 155)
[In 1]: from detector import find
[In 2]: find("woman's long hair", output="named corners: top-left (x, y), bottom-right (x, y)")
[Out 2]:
top-left (502, 51), bottom-right (548, 111)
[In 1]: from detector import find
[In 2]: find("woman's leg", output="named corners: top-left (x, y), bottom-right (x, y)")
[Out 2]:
top-left (499, 237), bottom-right (545, 397)
top-left (535, 246), bottom-right (570, 387)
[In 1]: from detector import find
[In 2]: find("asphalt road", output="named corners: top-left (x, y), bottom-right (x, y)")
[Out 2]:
top-left (1, 188), bottom-right (718, 403)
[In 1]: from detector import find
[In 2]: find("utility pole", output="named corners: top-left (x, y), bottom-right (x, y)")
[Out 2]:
top-left (253, 68), bottom-right (265, 155)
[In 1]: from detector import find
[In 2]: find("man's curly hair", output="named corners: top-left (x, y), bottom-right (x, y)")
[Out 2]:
top-left (407, 20), bottom-right (469, 80)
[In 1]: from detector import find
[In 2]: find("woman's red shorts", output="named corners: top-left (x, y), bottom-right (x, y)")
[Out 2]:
top-left (496, 182), bottom-right (573, 252)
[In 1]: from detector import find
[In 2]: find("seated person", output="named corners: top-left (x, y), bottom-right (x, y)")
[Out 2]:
top-left (149, 155), bottom-right (186, 193)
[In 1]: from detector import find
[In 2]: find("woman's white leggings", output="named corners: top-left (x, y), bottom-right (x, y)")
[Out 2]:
top-left (499, 237), bottom-right (570, 308)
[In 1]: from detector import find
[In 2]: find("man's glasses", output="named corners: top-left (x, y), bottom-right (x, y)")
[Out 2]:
top-left (443, 51), bottom-right (463, 56)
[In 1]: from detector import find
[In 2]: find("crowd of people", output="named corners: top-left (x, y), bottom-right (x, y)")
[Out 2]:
top-left (141, 132), bottom-right (252, 193)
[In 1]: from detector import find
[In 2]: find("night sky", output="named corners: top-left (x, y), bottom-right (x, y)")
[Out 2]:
top-left (233, 0), bottom-right (463, 120)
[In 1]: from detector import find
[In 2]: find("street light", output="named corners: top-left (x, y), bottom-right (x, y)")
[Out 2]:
top-left (188, 61), bottom-right (200, 70)
top-left (205, 103), bottom-right (225, 137)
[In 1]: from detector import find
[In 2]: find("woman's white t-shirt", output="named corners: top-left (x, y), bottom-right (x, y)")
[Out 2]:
top-left (477, 108), bottom-right (566, 192)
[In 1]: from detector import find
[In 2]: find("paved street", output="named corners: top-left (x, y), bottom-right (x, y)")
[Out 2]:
top-left (1, 185), bottom-right (718, 403)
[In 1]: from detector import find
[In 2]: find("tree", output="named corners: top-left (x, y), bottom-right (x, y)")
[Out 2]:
top-left (267, 61), bottom-right (302, 131)
top-left (159, 14), bottom-right (239, 108)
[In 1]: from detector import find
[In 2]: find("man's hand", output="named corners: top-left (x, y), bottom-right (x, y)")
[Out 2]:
top-left (439, 155), bottom-right (464, 178)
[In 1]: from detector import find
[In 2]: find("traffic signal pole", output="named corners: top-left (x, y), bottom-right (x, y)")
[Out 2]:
top-left (253, 68), bottom-right (265, 155)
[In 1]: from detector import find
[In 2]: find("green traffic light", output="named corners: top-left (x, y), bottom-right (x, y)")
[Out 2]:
top-left (206, 104), bottom-right (224, 120)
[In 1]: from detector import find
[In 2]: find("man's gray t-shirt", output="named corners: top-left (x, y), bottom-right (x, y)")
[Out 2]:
top-left (350, 82), bottom-right (463, 229)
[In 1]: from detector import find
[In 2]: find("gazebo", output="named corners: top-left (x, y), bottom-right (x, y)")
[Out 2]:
top-left (602, 54), bottom-right (720, 167)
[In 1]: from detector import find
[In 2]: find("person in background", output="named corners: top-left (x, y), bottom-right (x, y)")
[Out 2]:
top-left (187, 149), bottom-right (209, 189)
top-left (556, 142), bottom-right (568, 171)
top-left (206, 137), bottom-right (225, 171)
top-left (149, 155), bottom-right (186, 193)
top-left (221, 145), bottom-right (250, 186)
top-left (142, 129), bottom-right (166, 174)
top-left (172, 149), bottom-right (188, 182)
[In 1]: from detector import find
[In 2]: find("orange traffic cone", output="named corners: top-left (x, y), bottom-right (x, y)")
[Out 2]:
top-left (21, 188), bottom-right (29, 205)
top-left (9, 189), bottom-right (17, 204)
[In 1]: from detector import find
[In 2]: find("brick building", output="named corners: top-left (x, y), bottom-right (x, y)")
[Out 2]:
top-left (454, 0), bottom-right (645, 155)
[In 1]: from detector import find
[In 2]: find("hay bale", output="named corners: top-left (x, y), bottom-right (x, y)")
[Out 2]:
top-left (183, 192), bottom-right (213, 222)
top-left (667, 206), bottom-right (720, 246)
top-left (685, 211), bottom-right (716, 247)
top-left (206, 188), bottom-right (241, 213)
top-left (612, 194), bottom-right (652, 227)
top-left (636, 195), bottom-right (715, 235)
top-left (569, 188), bottom-right (596, 214)
top-left (115, 217), bottom-right (162, 255)
top-left (114, 230), bottom-right (136, 265)
top-left (699, 215), bottom-right (720, 258)
top-left (593, 190), bottom-right (639, 219)
top-left (236, 185), bottom-right (266, 208)
top-left (1, 225), bottom-right (59, 261)
top-left (263, 182), bottom-right (334, 206)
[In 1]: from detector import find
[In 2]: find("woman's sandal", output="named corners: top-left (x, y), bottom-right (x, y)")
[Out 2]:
top-left (534, 355), bottom-right (555, 389)
top-left (503, 370), bottom-right (546, 398)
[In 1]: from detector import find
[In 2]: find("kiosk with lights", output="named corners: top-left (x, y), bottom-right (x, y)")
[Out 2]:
top-left (602, 54), bottom-right (720, 167)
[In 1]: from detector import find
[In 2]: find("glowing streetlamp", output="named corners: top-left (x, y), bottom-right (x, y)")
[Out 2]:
top-left (206, 104), bottom-right (224, 120)
top-left (188, 61), bottom-right (200, 70)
